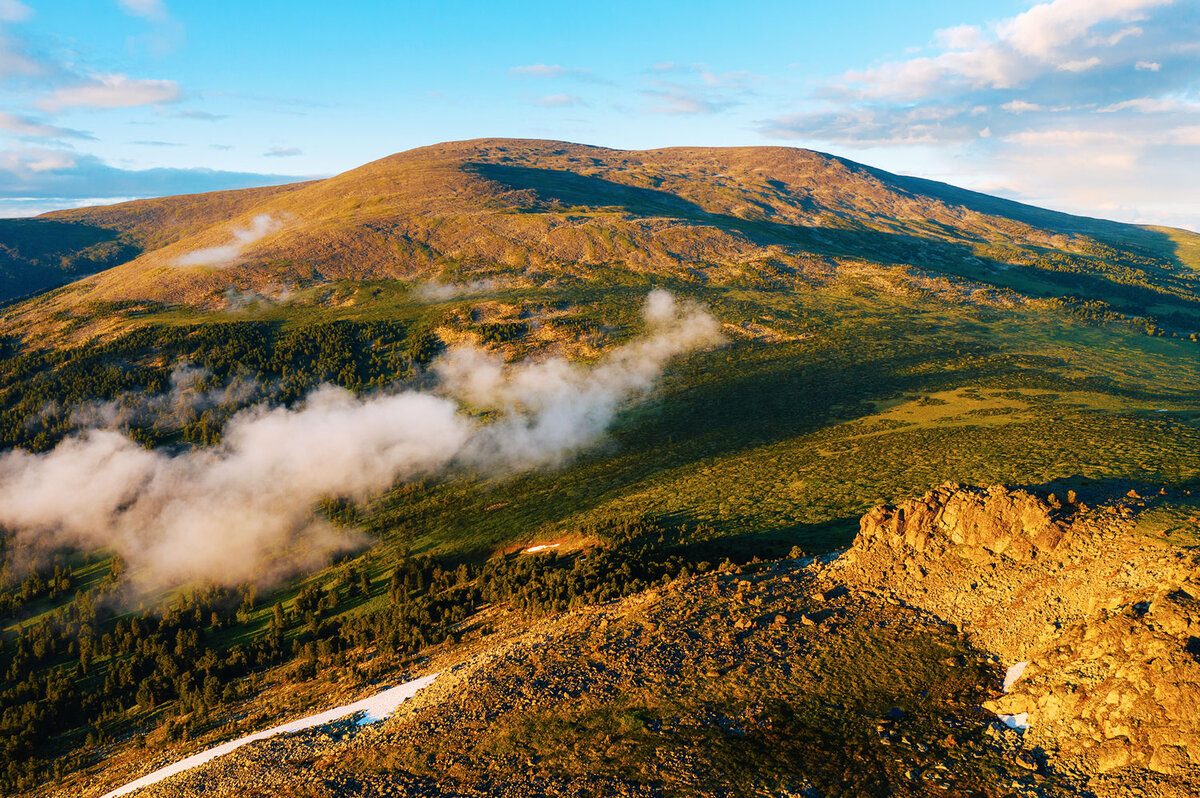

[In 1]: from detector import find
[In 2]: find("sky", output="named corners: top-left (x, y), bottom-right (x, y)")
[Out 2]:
top-left (0, 0), bottom-right (1197, 229)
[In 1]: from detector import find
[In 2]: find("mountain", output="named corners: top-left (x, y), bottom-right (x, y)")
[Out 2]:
top-left (0, 140), bottom-right (1197, 797)
top-left (3, 138), bottom-right (1200, 343)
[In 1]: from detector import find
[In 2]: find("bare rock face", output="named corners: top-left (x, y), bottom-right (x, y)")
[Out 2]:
top-left (829, 483), bottom-right (1200, 795)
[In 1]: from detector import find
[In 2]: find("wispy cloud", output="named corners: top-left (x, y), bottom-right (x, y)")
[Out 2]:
top-left (35, 73), bottom-right (180, 112)
top-left (0, 1), bottom-right (31, 23)
top-left (644, 88), bottom-right (741, 115)
top-left (172, 108), bottom-right (227, 121)
top-left (175, 213), bottom-right (283, 267)
top-left (0, 2), bottom-right (41, 81)
top-left (509, 63), bottom-right (599, 81)
top-left (264, 145), bottom-right (301, 157)
top-left (116, 0), bottom-right (168, 20)
top-left (536, 93), bottom-right (584, 108)
top-left (115, 0), bottom-right (182, 56)
top-left (641, 63), bottom-right (758, 116)
top-left (0, 111), bottom-right (93, 140)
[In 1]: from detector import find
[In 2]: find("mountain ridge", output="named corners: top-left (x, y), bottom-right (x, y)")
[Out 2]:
top-left (3, 138), bottom-right (1199, 346)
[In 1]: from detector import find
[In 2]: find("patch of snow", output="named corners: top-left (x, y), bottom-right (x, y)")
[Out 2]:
top-left (997, 712), bottom-right (1030, 730)
top-left (1003, 661), bottom-right (1028, 693)
top-left (525, 543), bottom-right (561, 553)
top-left (100, 672), bottom-right (439, 798)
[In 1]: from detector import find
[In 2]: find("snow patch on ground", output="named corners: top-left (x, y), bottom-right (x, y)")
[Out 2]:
top-left (998, 712), bottom-right (1030, 730)
top-left (100, 672), bottom-right (439, 798)
top-left (1003, 661), bottom-right (1028, 693)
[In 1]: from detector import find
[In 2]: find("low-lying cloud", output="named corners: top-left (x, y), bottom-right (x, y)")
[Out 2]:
top-left (222, 284), bottom-right (294, 312)
top-left (70, 363), bottom-right (262, 430)
top-left (175, 214), bottom-right (282, 267)
top-left (0, 291), bottom-right (722, 591)
top-left (412, 278), bottom-right (507, 302)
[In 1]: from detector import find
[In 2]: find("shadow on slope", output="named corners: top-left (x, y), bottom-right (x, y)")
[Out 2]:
top-left (0, 219), bottom-right (139, 305)
top-left (468, 163), bottom-right (1200, 323)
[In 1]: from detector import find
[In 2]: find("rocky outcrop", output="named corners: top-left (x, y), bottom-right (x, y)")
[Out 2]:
top-left (827, 483), bottom-right (1200, 794)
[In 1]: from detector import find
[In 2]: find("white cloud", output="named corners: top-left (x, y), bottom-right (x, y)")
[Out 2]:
top-left (935, 24), bottom-right (985, 51)
top-left (1169, 125), bottom-right (1200, 145)
top-left (1091, 25), bottom-right (1144, 46)
top-left (173, 108), bottom-right (226, 121)
top-left (35, 73), bottom-right (180, 112)
top-left (0, 147), bottom-right (76, 175)
top-left (644, 87), bottom-right (740, 115)
top-left (1002, 128), bottom-right (1128, 147)
top-left (0, 292), bottom-right (721, 590)
top-left (24, 151), bottom-right (77, 172)
top-left (264, 145), bottom-right (301, 157)
top-left (0, 150), bottom-right (306, 209)
top-left (0, 111), bottom-right (92, 139)
top-left (510, 63), bottom-right (596, 81)
top-left (0, 30), bottom-right (41, 80)
top-left (1057, 56), bottom-right (1102, 72)
top-left (0, 0), bottom-right (31, 22)
top-left (1136, 60), bottom-right (1162, 70)
top-left (1099, 96), bottom-right (1193, 112)
top-left (117, 0), bottom-right (167, 20)
top-left (825, 0), bottom-right (1183, 101)
top-left (641, 63), bottom-right (756, 116)
top-left (998, 0), bottom-right (1168, 59)
top-left (536, 93), bottom-right (583, 107)
top-left (1001, 100), bottom-right (1043, 113)
top-left (764, 104), bottom-right (978, 146)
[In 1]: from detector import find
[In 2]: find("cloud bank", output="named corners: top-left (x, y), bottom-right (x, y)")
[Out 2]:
top-left (0, 291), bottom-right (722, 590)
top-left (0, 151), bottom-right (308, 217)
top-left (761, 0), bottom-right (1200, 229)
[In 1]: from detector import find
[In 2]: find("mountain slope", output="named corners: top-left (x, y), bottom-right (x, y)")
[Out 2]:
top-left (68, 484), bottom-right (1200, 798)
top-left (3, 139), bottom-right (1199, 343)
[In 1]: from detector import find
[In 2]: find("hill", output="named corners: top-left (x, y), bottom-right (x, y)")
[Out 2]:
top-left (3, 139), bottom-right (1200, 343)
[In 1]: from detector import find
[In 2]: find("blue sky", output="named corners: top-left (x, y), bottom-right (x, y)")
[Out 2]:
top-left (0, 0), bottom-right (1197, 230)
